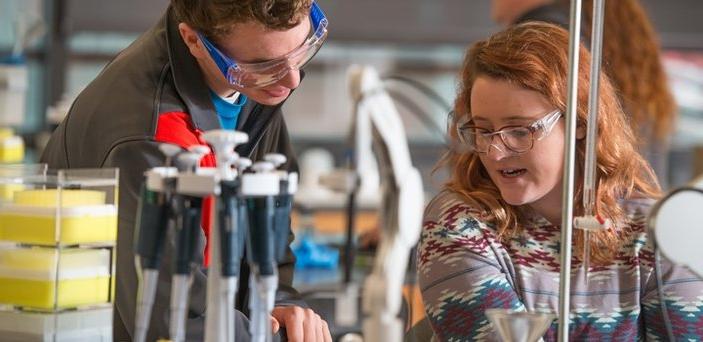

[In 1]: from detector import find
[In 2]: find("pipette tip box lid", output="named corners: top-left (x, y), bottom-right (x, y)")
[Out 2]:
top-left (0, 189), bottom-right (118, 245)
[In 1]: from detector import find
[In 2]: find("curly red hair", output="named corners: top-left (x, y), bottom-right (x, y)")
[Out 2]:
top-left (581, 0), bottom-right (677, 142)
top-left (442, 22), bottom-right (661, 263)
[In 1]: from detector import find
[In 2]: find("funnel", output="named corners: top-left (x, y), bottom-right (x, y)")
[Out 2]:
top-left (485, 309), bottom-right (555, 342)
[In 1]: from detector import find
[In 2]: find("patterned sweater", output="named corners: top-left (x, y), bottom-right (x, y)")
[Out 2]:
top-left (418, 190), bottom-right (703, 341)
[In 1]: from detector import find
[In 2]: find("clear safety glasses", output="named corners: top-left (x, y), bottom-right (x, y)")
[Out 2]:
top-left (198, 2), bottom-right (328, 89)
top-left (457, 110), bottom-right (563, 154)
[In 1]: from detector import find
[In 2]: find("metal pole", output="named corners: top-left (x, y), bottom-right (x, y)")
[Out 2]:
top-left (558, 0), bottom-right (583, 341)
top-left (583, 0), bottom-right (605, 218)
top-left (580, 0), bottom-right (606, 282)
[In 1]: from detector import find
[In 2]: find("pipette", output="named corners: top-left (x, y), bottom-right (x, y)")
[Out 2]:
top-left (242, 161), bottom-right (284, 342)
top-left (202, 130), bottom-right (249, 342)
top-left (169, 145), bottom-right (214, 342)
top-left (133, 143), bottom-right (181, 342)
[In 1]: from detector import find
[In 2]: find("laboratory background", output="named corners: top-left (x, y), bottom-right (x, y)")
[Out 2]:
top-left (0, 0), bottom-right (702, 341)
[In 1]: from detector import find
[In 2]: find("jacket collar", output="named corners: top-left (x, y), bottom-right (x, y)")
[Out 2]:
top-left (165, 7), bottom-right (221, 131)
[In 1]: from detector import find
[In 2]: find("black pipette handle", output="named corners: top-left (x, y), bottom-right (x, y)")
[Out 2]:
top-left (246, 196), bottom-right (276, 276)
top-left (135, 185), bottom-right (169, 269)
top-left (174, 196), bottom-right (202, 274)
top-left (219, 180), bottom-right (247, 277)
top-left (273, 180), bottom-right (293, 261)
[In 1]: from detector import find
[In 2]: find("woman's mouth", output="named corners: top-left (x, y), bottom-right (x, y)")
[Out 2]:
top-left (499, 168), bottom-right (527, 178)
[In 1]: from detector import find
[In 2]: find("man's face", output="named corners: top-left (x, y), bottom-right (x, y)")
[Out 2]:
top-left (203, 17), bottom-right (312, 106)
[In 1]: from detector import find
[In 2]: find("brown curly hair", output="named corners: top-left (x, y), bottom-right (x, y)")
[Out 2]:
top-left (443, 22), bottom-right (661, 264)
top-left (580, 0), bottom-right (676, 142)
top-left (171, 0), bottom-right (313, 39)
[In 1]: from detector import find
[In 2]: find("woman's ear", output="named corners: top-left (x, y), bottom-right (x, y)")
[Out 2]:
top-left (576, 121), bottom-right (587, 140)
top-left (178, 23), bottom-right (207, 59)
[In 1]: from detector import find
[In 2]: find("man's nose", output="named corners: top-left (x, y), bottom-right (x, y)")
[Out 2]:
top-left (276, 68), bottom-right (301, 89)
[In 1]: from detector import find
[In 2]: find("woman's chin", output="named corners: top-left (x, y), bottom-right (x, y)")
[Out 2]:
top-left (500, 190), bottom-right (533, 206)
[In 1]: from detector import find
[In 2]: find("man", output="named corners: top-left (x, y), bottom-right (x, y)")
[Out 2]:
top-left (490, 0), bottom-right (568, 28)
top-left (41, 1), bottom-right (332, 341)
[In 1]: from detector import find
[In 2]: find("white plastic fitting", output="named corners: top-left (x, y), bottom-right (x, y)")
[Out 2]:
top-left (188, 144), bottom-right (211, 157)
top-left (573, 215), bottom-right (611, 231)
top-left (202, 130), bottom-right (248, 152)
top-left (159, 143), bottom-right (183, 166)
top-left (264, 153), bottom-right (287, 168)
top-left (251, 161), bottom-right (275, 174)
top-left (202, 130), bottom-right (249, 179)
top-left (234, 157), bottom-right (252, 172)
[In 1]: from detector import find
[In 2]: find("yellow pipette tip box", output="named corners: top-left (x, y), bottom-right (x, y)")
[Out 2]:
top-left (0, 183), bottom-right (24, 202)
top-left (0, 189), bottom-right (117, 245)
top-left (13, 189), bottom-right (107, 207)
top-left (0, 246), bottom-right (111, 309)
top-left (0, 135), bottom-right (24, 163)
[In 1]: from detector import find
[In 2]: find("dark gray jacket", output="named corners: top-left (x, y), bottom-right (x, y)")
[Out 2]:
top-left (41, 7), bottom-right (302, 342)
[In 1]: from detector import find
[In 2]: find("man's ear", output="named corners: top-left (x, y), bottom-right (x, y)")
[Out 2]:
top-left (576, 121), bottom-right (587, 140)
top-left (178, 23), bottom-right (206, 59)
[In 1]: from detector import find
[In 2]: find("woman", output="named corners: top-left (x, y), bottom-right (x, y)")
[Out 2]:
top-left (418, 22), bottom-right (703, 340)
top-left (494, 0), bottom-right (677, 188)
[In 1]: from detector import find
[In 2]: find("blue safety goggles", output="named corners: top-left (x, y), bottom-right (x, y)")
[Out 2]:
top-left (198, 1), bottom-right (328, 89)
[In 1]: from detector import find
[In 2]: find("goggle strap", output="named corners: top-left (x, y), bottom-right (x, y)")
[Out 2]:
top-left (198, 34), bottom-right (234, 77)
top-left (310, 2), bottom-right (326, 31)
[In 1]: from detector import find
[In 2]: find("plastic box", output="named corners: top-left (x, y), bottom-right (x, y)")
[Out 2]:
top-left (0, 307), bottom-right (112, 341)
top-left (0, 189), bottom-right (117, 245)
top-left (0, 164), bottom-right (47, 204)
top-left (0, 166), bottom-right (117, 340)
top-left (0, 168), bottom-right (118, 246)
top-left (0, 246), bottom-right (112, 309)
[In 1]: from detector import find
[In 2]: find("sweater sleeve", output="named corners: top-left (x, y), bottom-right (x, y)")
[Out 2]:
top-left (417, 196), bottom-right (527, 341)
top-left (640, 250), bottom-right (703, 340)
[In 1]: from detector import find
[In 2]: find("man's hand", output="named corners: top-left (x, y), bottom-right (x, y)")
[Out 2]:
top-left (271, 306), bottom-right (332, 342)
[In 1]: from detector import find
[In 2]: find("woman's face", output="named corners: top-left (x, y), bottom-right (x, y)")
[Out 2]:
top-left (470, 76), bottom-right (565, 211)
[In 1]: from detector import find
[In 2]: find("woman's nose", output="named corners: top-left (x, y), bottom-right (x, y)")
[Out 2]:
top-left (485, 139), bottom-right (511, 161)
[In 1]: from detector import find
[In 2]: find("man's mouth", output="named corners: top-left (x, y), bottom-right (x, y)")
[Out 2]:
top-left (263, 88), bottom-right (289, 97)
